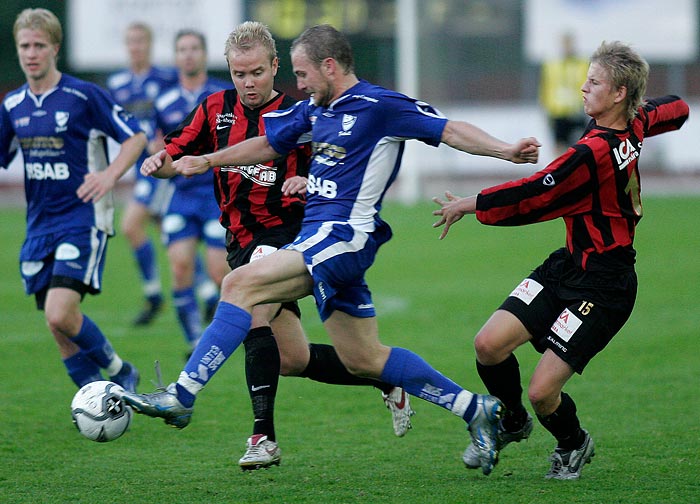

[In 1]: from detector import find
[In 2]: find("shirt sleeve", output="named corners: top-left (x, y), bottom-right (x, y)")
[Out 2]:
top-left (380, 92), bottom-right (447, 146)
top-left (640, 95), bottom-right (689, 138)
top-left (88, 84), bottom-right (143, 143)
top-left (163, 100), bottom-right (211, 159)
top-left (475, 144), bottom-right (595, 226)
top-left (263, 100), bottom-right (313, 155)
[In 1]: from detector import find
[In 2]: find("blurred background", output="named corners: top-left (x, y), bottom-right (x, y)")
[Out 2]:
top-left (1, 0), bottom-right (698, 202)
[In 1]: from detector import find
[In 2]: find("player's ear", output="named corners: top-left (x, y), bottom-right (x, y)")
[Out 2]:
top-left (271, 56), bottom-right (279, 76)
top-left (614, 85), bottom-right (627, 104)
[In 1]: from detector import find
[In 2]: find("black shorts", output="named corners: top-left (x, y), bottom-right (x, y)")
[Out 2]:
top-left (226, 225), bottom-right (301, 319)
top-left (500, 248), bottom-right (637, 374)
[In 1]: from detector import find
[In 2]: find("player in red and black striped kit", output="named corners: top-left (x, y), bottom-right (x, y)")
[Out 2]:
top-left (138, 21), bottom-right (413, 470)
top-left (433, 41), bottom-right (689, 479)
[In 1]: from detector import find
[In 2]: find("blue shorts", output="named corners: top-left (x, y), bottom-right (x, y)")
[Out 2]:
top-left (161, 189), bottom-right (225, 248)
top-left (132, 170), bottom-right (174, 217)
top-left (20, 227), bottom-right (109, 297)
top-left (284, 219), bottom-right (392, 321)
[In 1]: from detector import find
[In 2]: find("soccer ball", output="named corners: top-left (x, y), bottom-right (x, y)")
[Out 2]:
top-left (71, 381), bottom-right (132, 442)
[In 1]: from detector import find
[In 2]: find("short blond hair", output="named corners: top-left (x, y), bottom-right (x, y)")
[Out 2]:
top-left (591, 41), bottom-right (649, 121)
top-left (224, 21), bottom-right (276, 63)
top-left (13, 8), bottom-right (62, 46)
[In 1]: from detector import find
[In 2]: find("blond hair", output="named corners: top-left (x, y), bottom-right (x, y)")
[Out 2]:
top-left (591, 41), bottom-right (649, 121)
top-left (224, 21), bottom-right (276, 63)
top-left (13, 8), bottom-right (62, 46)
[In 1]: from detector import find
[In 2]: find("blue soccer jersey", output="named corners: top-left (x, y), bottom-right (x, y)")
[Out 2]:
top-left (263, 80), bottom-right (447, 320)
top-left (155, 77), bottom-right (229, 197)
top-left (106, 65), bottom-right (177, 142)
top-left (264, 79), bottom-right (447, 231)
top-left (0, 73), bottom-right (143, 238)
top-left (155, 78), bottom-right (230, 247)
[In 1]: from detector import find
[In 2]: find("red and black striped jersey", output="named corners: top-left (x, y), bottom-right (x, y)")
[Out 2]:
top-left (164, 89), bottom-right (310, 249)
top-left (476, 95), bottom-right (689, 271)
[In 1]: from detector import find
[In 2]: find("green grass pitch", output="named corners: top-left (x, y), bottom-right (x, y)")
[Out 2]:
top-left (0, 197), bottom-right (697, 503)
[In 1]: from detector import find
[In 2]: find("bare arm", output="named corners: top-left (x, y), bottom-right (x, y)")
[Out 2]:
top-left (441, 120), bottom-right (540, 164)
top-left (172, 135), bottom-right (282, 177)
top-left (77, 132), bottom-right (147, 202)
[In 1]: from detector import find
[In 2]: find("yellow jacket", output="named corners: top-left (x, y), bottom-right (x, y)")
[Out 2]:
top-left (539, 57), bottom-right (589, 118)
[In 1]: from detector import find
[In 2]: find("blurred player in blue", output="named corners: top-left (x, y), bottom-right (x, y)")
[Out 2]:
top-left (106, 22), bottom-right (177, 326)
top-left (0, 8), bottom-right (145, 391)
top-left (153, 30), bottom-right (230, 353)
top-left (123, 24), bottom-right (540, 475)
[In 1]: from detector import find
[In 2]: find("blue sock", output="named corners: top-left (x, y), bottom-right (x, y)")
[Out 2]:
top-left (380, 347), bottom-right (477, 421)
top-left (63, 351), bottom-right (103, 388)
top-left (135, 240), bottom-right (161, 300)
top-left (70, 315), bottom-right (118, 371)
top-left (173, 287), bottom-right (201, 345)
top-left (175, 302), bottom-right (252, 407)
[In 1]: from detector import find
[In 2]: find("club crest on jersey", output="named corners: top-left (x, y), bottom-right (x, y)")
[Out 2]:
top-left (55, 111), bottom-right (69, 132)
top-left (339, 114), bottom-right (356, 136)
top-left (14, 116), bottom-right (30, 128)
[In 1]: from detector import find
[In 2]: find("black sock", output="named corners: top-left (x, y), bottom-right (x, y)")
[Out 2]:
top-left (243, 326), bottom-right (280, 441)
top-left (299, 343), bottom-right (393, 394)
top-left (536, 392), bottom-right (584, 451)
top-left (477, 354), bottom-right (528, 431)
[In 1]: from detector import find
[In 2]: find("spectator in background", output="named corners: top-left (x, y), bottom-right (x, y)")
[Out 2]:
top-left (0, 8), bottom-right (145, 391)
top-left (152, 30), bottom-right (230, 354)
top-left (106, 22), bottom-right (177, 326)
top-left (539, 32), bottom-right (589, 155)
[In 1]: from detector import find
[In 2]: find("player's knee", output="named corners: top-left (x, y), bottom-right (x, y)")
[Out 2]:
top-left (279, 354), bottom-right (307, 376)
top-left (44, 307), bottom-right (75, 336)
top-left (527, 385), bottom-right (559, 416)
top-left (474, 331), bottom-right (505, 364)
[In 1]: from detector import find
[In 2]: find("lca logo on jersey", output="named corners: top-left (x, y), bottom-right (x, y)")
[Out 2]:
top-left (613, 138), bottom-right (640, 170)
top-left (339, 114), bottom-right (356, 136)
top-left (55, 111), bottom-right (69, 132)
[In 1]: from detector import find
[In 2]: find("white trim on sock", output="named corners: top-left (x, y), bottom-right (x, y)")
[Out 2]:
top-left (451, 390), bottom-right (474, 418)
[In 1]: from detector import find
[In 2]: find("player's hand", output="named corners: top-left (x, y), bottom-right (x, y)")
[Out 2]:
top-left (141, 149), bottom-right (167, 176)
top-left (172, 155), bottom-right (210, 177)
top-left (508, 137), bottom-right (541, 164)
top-left (431, 191), bottom-right (476, 240)
top-left (77, 171), bottom-right (117, 203)
top-left (282, 176), bottom-right (308, 196)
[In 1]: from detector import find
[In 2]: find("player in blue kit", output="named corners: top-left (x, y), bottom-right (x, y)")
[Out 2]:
top-left (122, 24), bottom-right (540, 474)
top-left (153, 30), bottom-right (230, 352)
top-left (0, 8), bottom-right (145, 391)
top-left (107, 22), bottom-right (178, 326)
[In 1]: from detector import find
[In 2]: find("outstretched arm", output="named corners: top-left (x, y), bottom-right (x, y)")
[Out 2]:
top-left (441, 120), bottom-right (540, 164)
top-left (172, 135), bottom-right (282, 177)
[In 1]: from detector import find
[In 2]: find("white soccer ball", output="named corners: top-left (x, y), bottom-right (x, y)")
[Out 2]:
top-left (71, 381), bottom-right (132, 442)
